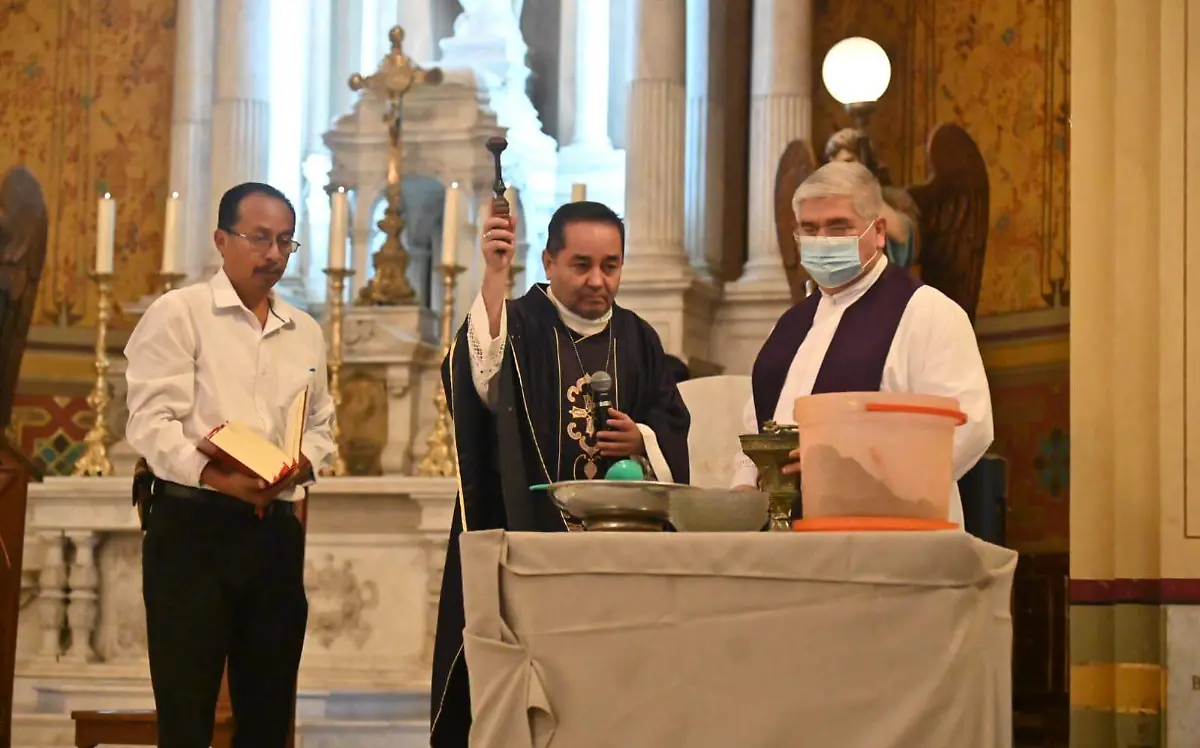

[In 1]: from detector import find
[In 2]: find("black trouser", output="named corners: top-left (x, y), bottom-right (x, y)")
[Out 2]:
top-left (142, 484), bottom-right (307, 748)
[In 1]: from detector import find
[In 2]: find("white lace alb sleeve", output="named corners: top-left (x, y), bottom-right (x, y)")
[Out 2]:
top-left (466, 292), bottom-right (507, 409)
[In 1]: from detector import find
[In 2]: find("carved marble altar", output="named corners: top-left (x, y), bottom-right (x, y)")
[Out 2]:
top-left (10, 475), bottom-right (455, 747)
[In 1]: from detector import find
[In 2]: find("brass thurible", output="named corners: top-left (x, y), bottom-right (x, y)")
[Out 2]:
top-left (349, 25), bottom-right (443, 307)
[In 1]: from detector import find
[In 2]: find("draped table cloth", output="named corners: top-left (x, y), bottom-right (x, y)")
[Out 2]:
top-left (459, 529), bottom-right (1016, 748)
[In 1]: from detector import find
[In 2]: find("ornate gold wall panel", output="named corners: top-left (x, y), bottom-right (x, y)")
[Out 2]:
top-left (0, 1), bottom-right (176, 329)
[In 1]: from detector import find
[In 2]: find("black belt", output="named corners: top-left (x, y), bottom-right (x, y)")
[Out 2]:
top-left (148, 479), bottom-right (296, 517)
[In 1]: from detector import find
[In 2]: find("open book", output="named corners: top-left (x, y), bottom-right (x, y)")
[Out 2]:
top-left (198, 387), bottom-right (309, 486)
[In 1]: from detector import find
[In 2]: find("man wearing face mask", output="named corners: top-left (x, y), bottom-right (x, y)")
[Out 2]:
top-left (429, 199), bottom-right (691, 747)
top-left (730, 161), bottom-right (993, 527)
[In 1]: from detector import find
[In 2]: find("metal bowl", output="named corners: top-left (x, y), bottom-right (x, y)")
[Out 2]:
top-left (668, 487), bottom-right (770, 532)
top-left (546, 480), bottom-right (674, 531)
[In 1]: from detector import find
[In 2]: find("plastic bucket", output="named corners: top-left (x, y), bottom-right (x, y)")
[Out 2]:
top-left (791, 392), bottom-right (965, 530)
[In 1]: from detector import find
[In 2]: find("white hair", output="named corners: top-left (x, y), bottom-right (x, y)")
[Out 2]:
top-left (791, 161), bottom-right (884, 221)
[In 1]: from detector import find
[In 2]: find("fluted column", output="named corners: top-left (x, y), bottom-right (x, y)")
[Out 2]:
top-left (396, 0), bottom-right (435, 63)
top-left (167, 0), bottom-right (217, 281)
top-left (330, 0), bottom-right (364, 122)
top-left (207, 0), bottom-right (273, 275)
top-left (684, 0), bottom-right (726, 279)
top-left (623, 0), bottom-right (688, 278)
top-left (567, 0), bottom-right (613, 149)
top-left (738, 0), bottom-right (811, 286)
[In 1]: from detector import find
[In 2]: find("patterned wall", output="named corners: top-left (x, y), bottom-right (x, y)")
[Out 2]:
top-left (0, 0), bottom-right (176, 329)
top-left (989, 363), bottom-right (1070, 550)
top-left (813, 0), bottom-right (1071, 317)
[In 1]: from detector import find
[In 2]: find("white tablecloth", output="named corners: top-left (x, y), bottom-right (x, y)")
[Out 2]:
top-left (460, 529), bottom-right (1016, 748)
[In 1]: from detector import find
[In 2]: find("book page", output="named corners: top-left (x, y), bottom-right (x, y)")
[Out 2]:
top-left (206, 421), bottom-right (294, 483)
top-left (284, 386), bottom-right (310, 463)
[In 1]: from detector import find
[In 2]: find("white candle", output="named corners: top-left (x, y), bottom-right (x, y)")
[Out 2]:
top-left (441, 182), bottom-right (461, 267)
top-left (571, 183), bottom-right (587, 202)
top-left (161, 191), bottom-right (181, 273)
top-left (328, 187), bottom-right (349, 270)
top-left (95, 193), bottom-right (116, 274)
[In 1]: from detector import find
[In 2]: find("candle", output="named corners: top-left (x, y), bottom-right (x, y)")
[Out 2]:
top-left (571, 183), bottom-right (587, 202)
top-left (328, 187), bottom-right (349, 270)
top-left (161, 192), bottom-right (181, 273)
top-left (441, 182), bottom-right (461, 267)
top-left (95, 193), bottom-right (116, 275)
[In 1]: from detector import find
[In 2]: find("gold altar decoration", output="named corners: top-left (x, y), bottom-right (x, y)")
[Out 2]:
top-left (417, 262), bottom-right (465, 477)
top-left (738, 422), bottom-right (800, 532)
top-left (322, 267), bottom-right (355, 476)
top-left (156, 271), bottom-right (186, 294)
top-left (350, 25), bottom-right (443, 307)
top-left (73, 273), bottom-right (115, 476)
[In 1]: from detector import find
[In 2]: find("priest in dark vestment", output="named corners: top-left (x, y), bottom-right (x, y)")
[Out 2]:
top-left (731, 161), bottom-right (993, 525)
top-left (429, 199), bottom-right (691, 747)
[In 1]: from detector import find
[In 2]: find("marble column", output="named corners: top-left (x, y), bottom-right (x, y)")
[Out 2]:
top-left (396, 0), bottom-right (436, 63)
top-left (623, 0), bottom-right (688, 277)
top-left (166, 0), bottom-right (217, 281)
top-left (565, 0), bottom-right (613, 149)
top-left (207, 0), bottom-right (273, 276)
top-left (616, 0), bottom-right (719, 366)
top-left (737, 0), bottom-right (811, 286)
top-left (300, 0), bottom-right (334, 301)
top-left (1069, 1), bottom-right (1200, 745)
top-left (684, 0), bottom-right (726, 279)
top-left (713, 0), bottom-right (809, 375)
top-left (557, 0), bottom-right (625, 214)
top-left (330, 0), bottom-right (364, 125)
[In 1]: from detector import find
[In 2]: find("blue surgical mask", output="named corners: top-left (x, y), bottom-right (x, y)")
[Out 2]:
top-left (799, 224), bottom-right (877, 289)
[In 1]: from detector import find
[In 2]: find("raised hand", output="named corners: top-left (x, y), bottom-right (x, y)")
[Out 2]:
top-left (481, 213), bottom-right (516, 276)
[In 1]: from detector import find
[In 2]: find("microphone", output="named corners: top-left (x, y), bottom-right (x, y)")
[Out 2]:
top-left (590, 371), bottom-right (613, 434)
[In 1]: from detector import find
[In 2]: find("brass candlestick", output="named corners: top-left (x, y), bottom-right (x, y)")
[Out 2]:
top-left (350, 25), bottom-right (443, 306)
top-left (506, 261), bottom-right (525, 299)
top-left (322, 267), bottom-right (355, 477)
top-left (157, 271), bottom-right (187, 294)
top-left (74, 273), bottom-right (116, 477)
top-left (417, 262), bottom-right (466, 477)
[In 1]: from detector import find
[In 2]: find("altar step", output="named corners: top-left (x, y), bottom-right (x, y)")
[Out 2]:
top-left (10, 682), bottom-right (432, 748)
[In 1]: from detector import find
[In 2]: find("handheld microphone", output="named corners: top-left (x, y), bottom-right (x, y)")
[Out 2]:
top-left (590, 371), bottom-right (613, 434)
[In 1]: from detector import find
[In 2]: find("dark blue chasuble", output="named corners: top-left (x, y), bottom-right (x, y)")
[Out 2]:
top-left (750, 263), bottom-right (921, 430)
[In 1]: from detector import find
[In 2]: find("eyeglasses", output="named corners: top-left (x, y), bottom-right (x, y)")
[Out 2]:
top-left (225, 230), bottom-right (301, 256)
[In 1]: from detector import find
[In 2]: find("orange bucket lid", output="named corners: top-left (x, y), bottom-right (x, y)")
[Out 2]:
top-left (792, 516), bottom-right (958, 532)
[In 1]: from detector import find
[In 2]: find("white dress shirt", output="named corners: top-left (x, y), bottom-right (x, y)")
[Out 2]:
top-left (466, 288), bottom-right (674, 482)
top-left (730, 257), bottom-right (994, 525)
top-left (124, 270), bottom-right (337, 497)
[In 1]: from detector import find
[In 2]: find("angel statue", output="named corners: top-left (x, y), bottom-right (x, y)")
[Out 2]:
top-left (0, 166), bottom-right (49, 433)
top-left (773, 124), bottom-right (991, 321)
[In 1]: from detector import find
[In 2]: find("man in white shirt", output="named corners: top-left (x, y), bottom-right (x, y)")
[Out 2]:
top-left (124, 182), bottom-right (335, 748)
top-left (731, 161), bottom-right (993, 526)
top-left (429, 200), bottom-right (691, 747)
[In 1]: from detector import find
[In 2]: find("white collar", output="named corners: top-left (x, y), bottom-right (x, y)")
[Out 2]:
top-left (541, 286), bottom-right (612, 337)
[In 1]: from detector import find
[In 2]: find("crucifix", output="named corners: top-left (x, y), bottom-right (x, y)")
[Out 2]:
top-left (349, 26), bottom-right (443, 306)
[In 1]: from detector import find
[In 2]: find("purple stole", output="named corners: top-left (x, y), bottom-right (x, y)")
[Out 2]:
top-left (751, 264), bottom-right (921, 430)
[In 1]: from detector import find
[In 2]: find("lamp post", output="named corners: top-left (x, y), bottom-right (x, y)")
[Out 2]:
top-left (821, 36), bottom-right (892, 179)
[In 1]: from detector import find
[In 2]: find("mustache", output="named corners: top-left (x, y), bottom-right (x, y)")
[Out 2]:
top-left (255, 264), bottom-right (285, 274)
